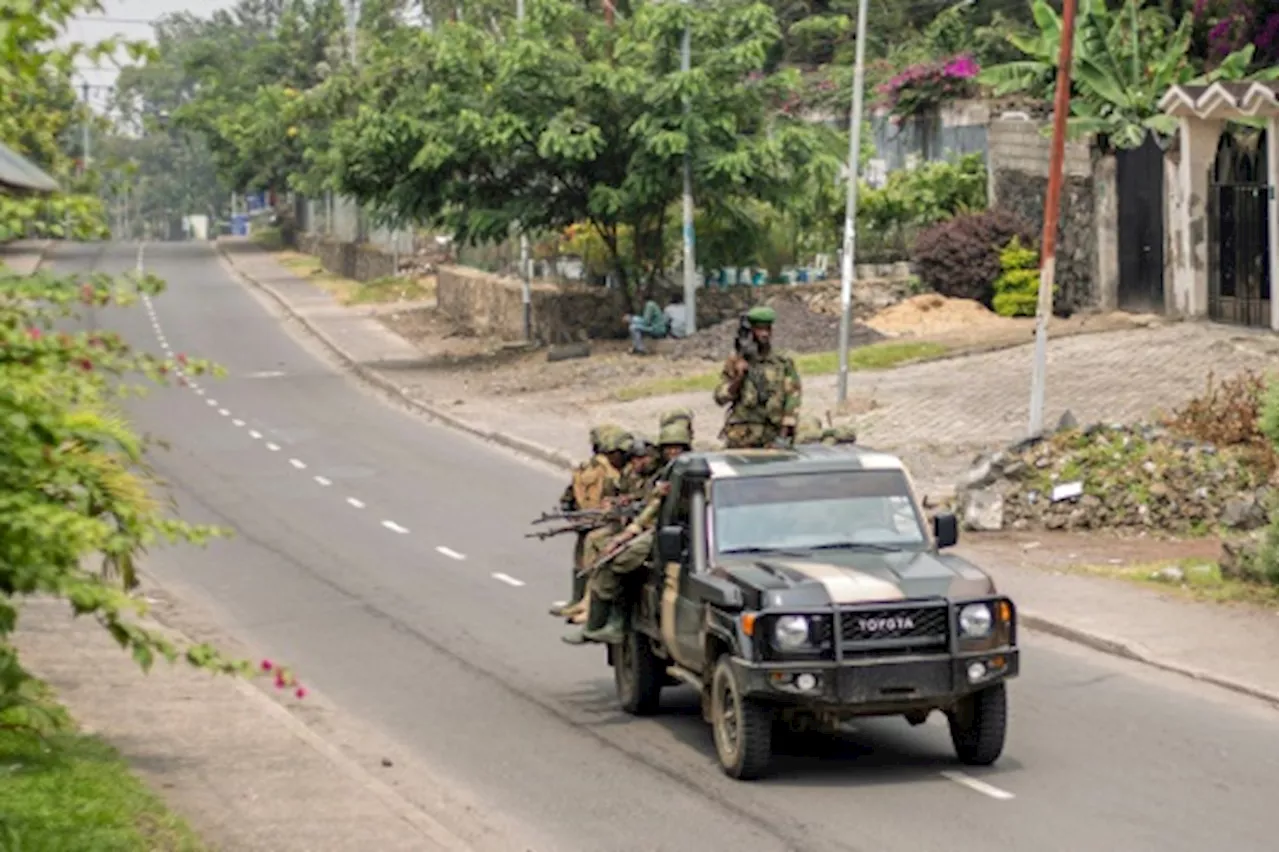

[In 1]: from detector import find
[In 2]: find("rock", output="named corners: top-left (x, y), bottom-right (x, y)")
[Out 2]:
top-left (959, 457), bottom-right (999, 490)
top-left (1055, 409), bottom-right (1078, 432)
top-left (1220, 496), bottom-right (1266, 530)
top-left (961, 489), bottom-right (1005, 531)
top-left (1151, 566), bottom-right (1185, 583)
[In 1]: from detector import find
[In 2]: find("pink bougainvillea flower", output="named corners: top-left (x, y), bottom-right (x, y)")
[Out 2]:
top-left (275, 671), bottom-right (287, 689)
top-left (295, 686), bottom-right (308, 699)
top-left (260, 659), bottom-right (274, 672)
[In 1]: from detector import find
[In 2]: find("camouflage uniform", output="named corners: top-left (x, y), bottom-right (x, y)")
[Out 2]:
top-left (821, 423), bottom-right (858, 445)
top-left (713, 306), bottom-right (802, 449)
top-left (794, 414), bottom-right (825, 445)
top-left (549, 426), bottom-right (628, 619)
top-left (564, 410), bottom-right (693, 646)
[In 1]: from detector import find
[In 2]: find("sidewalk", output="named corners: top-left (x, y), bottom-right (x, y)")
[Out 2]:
top-left (14, 588), bottom-right (474, 852)
top-left (218, 240), bottom-right (1279, 705)
top-left (0, 239), bottom-right (52, 275)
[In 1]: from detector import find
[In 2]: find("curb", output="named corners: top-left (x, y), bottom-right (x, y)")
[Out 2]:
top-left (215, 241), bottom-right (1279, 707)
top-left (1020, 611), bottom-right (1278, 707)
top-left (214, 241), bottom-right (578, 475)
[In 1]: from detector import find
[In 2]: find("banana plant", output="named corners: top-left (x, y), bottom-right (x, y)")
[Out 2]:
top-left (979, 0), bottom-right (1277, 149)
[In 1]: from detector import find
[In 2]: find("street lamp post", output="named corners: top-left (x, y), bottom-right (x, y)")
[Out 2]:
top-left (834, 0), bottom-right (869, 405)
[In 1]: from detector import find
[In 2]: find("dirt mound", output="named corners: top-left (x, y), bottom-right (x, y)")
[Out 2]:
top-left (866, 293), bottom-right (1012, 337)
top-left (670, 298), bottom-right (884, 361)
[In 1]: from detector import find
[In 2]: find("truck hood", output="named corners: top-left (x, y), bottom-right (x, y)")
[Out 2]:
top-left (717, 548), bottom-right (995, 604)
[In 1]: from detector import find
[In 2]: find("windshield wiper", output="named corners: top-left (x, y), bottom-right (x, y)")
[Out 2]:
top-left (800, 541), bottom-right (905, 553)
top-left (719, 545), bottom-right (816, 558)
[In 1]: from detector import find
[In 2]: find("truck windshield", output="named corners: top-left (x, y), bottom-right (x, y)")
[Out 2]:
top-left (711, 469), bottom-right (927, 554)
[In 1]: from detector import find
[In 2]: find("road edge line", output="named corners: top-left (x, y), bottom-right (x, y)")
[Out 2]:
top-left (213, 242), bottom-right (577, 474)
top-left (1019, 611), bottom-right (1278, 706)
top-left (215, 241), bottom-right (1279, 708)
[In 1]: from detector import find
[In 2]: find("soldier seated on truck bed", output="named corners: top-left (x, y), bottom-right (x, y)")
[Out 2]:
top-left (563, 410), bottom-right (694, 646)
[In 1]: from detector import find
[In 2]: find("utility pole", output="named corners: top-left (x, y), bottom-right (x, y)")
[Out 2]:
top-left (80, 82), bottom-right (92, 177)
top-left (680, 0), bottom-right (697, 334)
top-left (834, 0), bottom-right (869, 404)
top-left (1026, 0), bottom-right (1078, 437)
top-left (347, 0), bottom-right (364, 244)
top-left (516, 0), bottom-right (532, 342)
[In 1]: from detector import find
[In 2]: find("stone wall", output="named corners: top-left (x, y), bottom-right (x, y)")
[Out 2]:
top-left (298, 234), bottom-right (397, 282)
top-left (435, 265), bottom-right (889, 344)
top-left (987, 117), bottom-right (1118, 313)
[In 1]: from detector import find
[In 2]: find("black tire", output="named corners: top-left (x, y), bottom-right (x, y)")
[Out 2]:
top-left (709, 657), bottom-right (774, 780)
top-left (948, 682), bottom-right (1008, 766)
top-left (616, 627), bottom-right (664, 716)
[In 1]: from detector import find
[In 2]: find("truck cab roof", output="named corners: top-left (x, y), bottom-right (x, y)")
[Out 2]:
top-left (671, 445), bottom-right (907, 481)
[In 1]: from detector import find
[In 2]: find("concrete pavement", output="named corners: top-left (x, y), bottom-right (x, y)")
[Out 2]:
top-left (219, 239), bottom-right (1280, 705)
top-left (26, 240), bottom-right (1279, 852)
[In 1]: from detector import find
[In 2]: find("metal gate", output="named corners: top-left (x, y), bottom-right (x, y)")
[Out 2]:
top-left (1207, 129), bottom-right (1272, 328)
top-left (1116, 133), bottom-right (1167, 313)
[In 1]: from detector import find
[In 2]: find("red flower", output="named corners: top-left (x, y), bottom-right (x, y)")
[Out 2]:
top-left (275, 671), bottom-right (287, 689)
top-left (260, 659), bottom-right (274, 672)
top-left (295, 686), bottom-right (308, 699)
top-left (79, 358), bottom-right (93, 371)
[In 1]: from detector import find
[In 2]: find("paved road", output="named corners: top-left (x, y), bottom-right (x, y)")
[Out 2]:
top-left (52, 241), bottom-right (1278, 852)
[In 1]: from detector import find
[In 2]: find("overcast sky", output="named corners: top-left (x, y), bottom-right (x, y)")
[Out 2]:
top-left (68, 0), bottom-right (238, 106)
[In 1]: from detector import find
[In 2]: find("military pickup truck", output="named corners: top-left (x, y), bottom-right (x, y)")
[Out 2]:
top-left (605, 445), bottom-right (1020, 780)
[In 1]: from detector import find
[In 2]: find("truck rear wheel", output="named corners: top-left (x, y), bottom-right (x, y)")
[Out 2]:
top-left (616, 627), bottom-right (663, 716)
top-left (948, 682), bottom-right (1008, 766)
top-left (710, 657), bottom-right (773, 780)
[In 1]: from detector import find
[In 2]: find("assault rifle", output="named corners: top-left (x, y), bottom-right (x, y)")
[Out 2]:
top-left (525, 501), bottom-right (643, 541)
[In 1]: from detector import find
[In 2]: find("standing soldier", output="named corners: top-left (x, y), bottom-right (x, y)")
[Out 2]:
top-left (564, 409), bottom-right (694, 646)
top-left (713, 306), bottom-right (801, 449)
top-left (548, 425), bottom-right (628, 619)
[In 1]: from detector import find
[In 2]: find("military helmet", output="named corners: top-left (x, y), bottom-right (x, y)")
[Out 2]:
top-left (591, 423), bottom-right (624, 453)
top-left (657, 408), bottom-right (694, 447)
top-left (821, 423), bottom-right (858, 445)
top-left (658, 408), bottom-right (693, 430)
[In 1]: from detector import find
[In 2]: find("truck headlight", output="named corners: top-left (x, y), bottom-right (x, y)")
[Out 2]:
top-left (958, 603), bottom-right (993, 638)
top-left (773, 615), bottom-right (811, 650)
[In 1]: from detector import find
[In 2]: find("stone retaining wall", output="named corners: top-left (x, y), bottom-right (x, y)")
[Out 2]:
top-left (298, 234), bottom-right (397, 282)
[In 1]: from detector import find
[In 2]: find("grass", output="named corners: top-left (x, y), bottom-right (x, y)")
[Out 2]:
top-left (1065, 558), bottom-right (1278, 608)
top-left (0, 727), bottom-right (206, 852)
top-left (615, 339), bottom-right (949, 402)
top-left (275, 251), bottom-right (435, 306)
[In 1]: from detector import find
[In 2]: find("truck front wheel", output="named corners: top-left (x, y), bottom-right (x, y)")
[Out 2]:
top-left (947, 682), bottom-right (1008, 766)
top-left (616, 627), bottom-right (663, 716)
top-left (710, 657), bottom-right (774, 780)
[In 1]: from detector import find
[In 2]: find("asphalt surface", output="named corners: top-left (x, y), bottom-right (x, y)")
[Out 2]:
top-left (50, 241), bottom-right (1279, 852)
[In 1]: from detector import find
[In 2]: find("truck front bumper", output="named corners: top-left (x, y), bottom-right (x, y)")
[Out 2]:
top-left (730, 648), bottom-right (1019, 710)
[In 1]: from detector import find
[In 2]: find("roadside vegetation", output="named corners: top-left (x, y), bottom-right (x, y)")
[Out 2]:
top-left (276, 252), bottom-right (436, 306)
top-left (2, 2), bottom-right (308, 841)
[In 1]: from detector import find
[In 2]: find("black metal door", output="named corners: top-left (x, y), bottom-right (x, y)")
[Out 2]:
top-left (1116, 134), bottom-right (1166, 313)
top-left (1208, 130), bottom-right (1272, 328)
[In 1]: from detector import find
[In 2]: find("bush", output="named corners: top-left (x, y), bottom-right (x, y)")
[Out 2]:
top-left (1164, 371), bottom-right (1277, 474)
top-left (991, 236), bottom-right (1042, 317)
top-left (858, 153), bottom-right (988, 233)
top-left (251, 225), bottom-right (285, 251)
top-left (912, 208), bottom-right (1037, 305)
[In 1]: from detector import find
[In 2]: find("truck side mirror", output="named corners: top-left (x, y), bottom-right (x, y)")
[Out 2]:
top-left (656, 525), bottom-right (684, 563)
top-left (933, 512), bottom-right (959, 549)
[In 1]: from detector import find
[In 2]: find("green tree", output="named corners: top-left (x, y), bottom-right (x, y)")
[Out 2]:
top-left (979, 0), bottom-right (1277, 148)
top-left (2, 0), bottom-right (302, 735)
top-left (326, 0), bottom-right (838, 298)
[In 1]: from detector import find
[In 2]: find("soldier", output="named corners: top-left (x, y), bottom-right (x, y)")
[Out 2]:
top-left (548, 425), bottom-right (629, 619)
top-left (564, 409), bottom-right (694, 646)
top-left (713, 305), bottom-right (802, 449)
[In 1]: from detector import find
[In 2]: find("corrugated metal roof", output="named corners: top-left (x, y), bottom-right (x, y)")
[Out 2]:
top-left (0, 140), bottom-right (60, 193)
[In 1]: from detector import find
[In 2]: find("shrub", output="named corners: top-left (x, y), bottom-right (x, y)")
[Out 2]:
top-left (1164, 370), bottom-right (1276, 473)
top-left (858, 153), bottom-right (987, 236)
top-left (251, 225), bottom-right (285, 251)
top-left (912, 208), bottom-right (1037, 305)
top-left (991, 236), bottom-right (1042, 317)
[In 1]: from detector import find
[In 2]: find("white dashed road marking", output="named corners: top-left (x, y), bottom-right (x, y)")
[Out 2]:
top-left (382, 520), bottom-right (410, 534)
top-left (232, 419), bottom-right (245, 427)
top-left (218, 408), bottom-right (230, 417)
top-left (436, 546), bottom-right (466, 561)
top-left (314, 476), bottom-right (332, 486)
top-left (207, 399), bottom-right (217, 407)
top-left (289, 458), bottom-right (307, 469)
top-left (347, 497), bottom-right (365, 509)
top-left (266, 442), bottom-right (281, 452)
top-left (249, 430), bottom-right (262, 439)
top-left (491, 573), bottom-right (525, 587)
top-left (939, 771), bottom-right (1015, 801)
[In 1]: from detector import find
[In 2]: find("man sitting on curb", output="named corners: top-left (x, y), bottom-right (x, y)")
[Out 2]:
top-left (624, 298), bottom-right (669, 355)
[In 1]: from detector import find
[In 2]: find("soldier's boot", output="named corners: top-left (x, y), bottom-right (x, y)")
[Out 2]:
top-left (582, 599), bottom-right (625, 645)
top-left (549, 574), bottom-right (588, 617)
top-left (561, 594), bottom-right (609, 645)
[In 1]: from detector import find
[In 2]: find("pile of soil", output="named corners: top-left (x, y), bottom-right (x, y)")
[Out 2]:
top-left (866, 293), bottom-right (1013, 337)
top-left (669, 299), bottom-right (884, 361)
